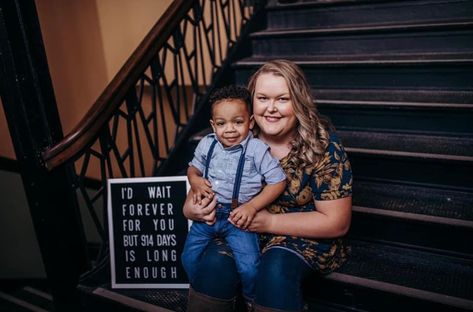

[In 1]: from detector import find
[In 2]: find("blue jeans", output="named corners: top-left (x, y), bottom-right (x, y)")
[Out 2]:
top-left (182, 204), bottom-right (260, 300)
top-left (191, 239), bottom-right (312, 311)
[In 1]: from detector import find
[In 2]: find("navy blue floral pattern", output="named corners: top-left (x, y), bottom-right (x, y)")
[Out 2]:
top-left (259, 132), bottom-right (353, 273)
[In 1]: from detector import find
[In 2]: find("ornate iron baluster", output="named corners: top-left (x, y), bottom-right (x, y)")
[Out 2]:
top-left (46, 0), bottom-right (261, 267)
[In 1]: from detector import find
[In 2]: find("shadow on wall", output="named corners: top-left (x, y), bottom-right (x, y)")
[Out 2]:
top-left (0, 0), bottom-right (172, 279)
top-left (0, 170), bottom-right (46, 279)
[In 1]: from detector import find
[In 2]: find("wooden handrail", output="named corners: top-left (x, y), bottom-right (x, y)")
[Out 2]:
top-left (41, 0), bottom-right (192, 170)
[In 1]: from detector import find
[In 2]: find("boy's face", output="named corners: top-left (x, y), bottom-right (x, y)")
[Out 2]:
top-left (210, 99), bottom-right (254, 148)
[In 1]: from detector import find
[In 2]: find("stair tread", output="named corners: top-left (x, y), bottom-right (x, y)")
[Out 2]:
top-left (318, 97), bottom-right (473, 109)
top-left (314, 89), bottom-right (473, 105)
top-left (353, 179), bottom-right (473, 222)
top-left (79, 284), bottom-right (188, 312)
top-left (266, 0), bottom-right (473, 44)
top-left (251, 19), bottom-right (473, 37)
top-left (15, 287), bottom-right (53, 310)
top-left (235, 53), bottom-right (473, 66)
top-left (78, 259), bottom-right (188, 311)
top-left (267, 0), bottom-right (398, 9)
top-left (338, 130), bottom-right (473, 158)
top-left (267, 0), bottom-right (472, 10)
top-left (0, 289), bottom-right (51, 312)
top-left (337, 240), bottom-right (473, 301)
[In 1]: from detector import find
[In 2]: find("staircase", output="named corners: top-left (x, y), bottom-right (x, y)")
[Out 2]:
top-left (0, 282), bottom-right (53, 312)
top-left (4, 0), bottom-right (471, 311)
top-left (74, 1), bottom-right (473, 311)
top-left (232, 0), bottom-right (473, 311)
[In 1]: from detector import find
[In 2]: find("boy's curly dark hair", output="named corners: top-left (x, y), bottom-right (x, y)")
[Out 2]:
top-left (209, 85), bottom-right (252, 115)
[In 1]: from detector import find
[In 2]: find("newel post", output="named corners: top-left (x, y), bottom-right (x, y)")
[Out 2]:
top-left (0, 0), bottom-right (88, 310)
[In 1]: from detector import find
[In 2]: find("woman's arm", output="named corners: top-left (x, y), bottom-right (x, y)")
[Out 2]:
top-left (246, 196), bottom-right (352, 238)
top-left (183, 190), bottom-right (218, 225)
top-left (229, 180), bottom-right (286, 228)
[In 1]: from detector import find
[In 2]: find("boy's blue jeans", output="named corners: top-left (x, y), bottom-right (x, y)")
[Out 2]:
top-left (181, 204), bottom-right (260, 301)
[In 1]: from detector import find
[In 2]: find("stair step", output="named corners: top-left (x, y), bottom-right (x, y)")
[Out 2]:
top-left (308, 298), bottom-right (369, 312)
top-left (319, 98), bottom-right (473, 108)
top-left (17, 287), bottom-right (53, 311)
top-left (78, 259), bottom-right (188, 312)
top-left (349, 152), bottom-right (473, 189)
top-left (312, 240), bottom-right (473, 311)
top-left (354, 179), bottom-right (473, 221)
top-left (234, 56), bottom-right (473, 91)
top-left (0, 289), bottom-right (51, 312)
top-left (238, 52), bottom-right (473, 64)
top-left (266, 0), bottom-right (473, 31)
top-left (321, 100), bottom-right (473, 135)
top-left (350, 178), bottom-right (473, 255)
top-left (257, 20), bottom-right (473, 36)
top-left (251, 20), bottom-right (473, 57)
top-left (339, 130), bottom-right (473, 157)
top-left (341, 240), bottom-right (473, 300)
top-left (79, 284), bottom-right (188, 312)
top-left (340, 130), bottom-right (473, 189)
top-left (315, 88), bottom-right (473, 104)
top-left (351, 208), bottom-right (473, 255)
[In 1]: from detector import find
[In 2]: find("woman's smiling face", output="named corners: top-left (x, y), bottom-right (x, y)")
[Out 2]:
top-left (252, 73), bottom-right (298, 140)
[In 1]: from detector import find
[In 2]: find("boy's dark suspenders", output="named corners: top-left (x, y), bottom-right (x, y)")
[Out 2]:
top-left (204, 138), bottom-right (247, 209)
top-left (231, 148), bottom-right (247, 209)
top-left (204, 139), bottom-right (218, 179)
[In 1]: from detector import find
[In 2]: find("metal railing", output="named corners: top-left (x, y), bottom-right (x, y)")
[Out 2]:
top-left (40, 0), bottom-right (262, 262)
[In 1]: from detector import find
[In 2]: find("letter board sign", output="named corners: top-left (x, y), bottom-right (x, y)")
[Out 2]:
top-left (107, 176), bottom-right (190, 288)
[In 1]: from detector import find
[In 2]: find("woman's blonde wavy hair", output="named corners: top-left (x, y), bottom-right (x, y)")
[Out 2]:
top-left (247, 59), bottom-right (332, 170)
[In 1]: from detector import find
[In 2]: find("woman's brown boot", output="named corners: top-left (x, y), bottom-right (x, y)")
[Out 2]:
top-left (187, 287), bottom-right (235, 312)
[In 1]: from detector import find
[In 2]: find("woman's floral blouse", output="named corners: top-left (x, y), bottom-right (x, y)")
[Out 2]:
top-left (259, 132), bottom-right (353, 273)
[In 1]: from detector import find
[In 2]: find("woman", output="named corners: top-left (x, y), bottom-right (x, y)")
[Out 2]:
top-left (183, 60), bottom-right (353, 312)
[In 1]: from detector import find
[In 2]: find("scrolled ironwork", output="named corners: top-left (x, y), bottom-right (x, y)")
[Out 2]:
top-left (40, 0), bottom-right (262, 263)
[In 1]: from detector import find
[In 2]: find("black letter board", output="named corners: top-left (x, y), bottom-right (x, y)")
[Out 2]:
top-left (107, 176), bottom-right (190, 289)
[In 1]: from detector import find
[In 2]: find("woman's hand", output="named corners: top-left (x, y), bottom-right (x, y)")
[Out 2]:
top-left (183, 190), bottom-right (217, 225)
top-left (235, 197), bottom-right (352, 238)
top-left (250, 197), bottom-right (352, 238)
top-left (244, 209), bottom-right (275, 233)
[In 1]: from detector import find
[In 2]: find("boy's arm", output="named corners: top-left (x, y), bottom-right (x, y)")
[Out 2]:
top-left (187, 166), bottom-right (213, 203)
top-left (187, 165), bottom-right (203, 186)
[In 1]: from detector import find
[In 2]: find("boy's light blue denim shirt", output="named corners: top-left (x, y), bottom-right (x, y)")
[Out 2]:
top-left (189, 132), bottom-right (286, 204)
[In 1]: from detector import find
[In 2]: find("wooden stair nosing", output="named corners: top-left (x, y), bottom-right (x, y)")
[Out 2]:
top-left (251, 20), bottom-right (473, 37)
top-left (22, 287), bottom-right (52, 302)
top-left (0, 290), bottom-right (49, 312)
top-left (235, 56), bottom-right (473, 67)
top-left (91, 287), bottom-right (174, 312)
top-left (346, 147), bottom-right (473, 162)
top-left (354, 177), bottom-right (473, 194)
top-left (266, 0), bottom-right (473, 11)
top-left (267, 0), bottom-right (397, 9)
top-left (353, 205), bottom-right (473, 229)
top-left (326, 272), bottom-right (473, 310)
top-left (318, 99), bottom-right (473, 109)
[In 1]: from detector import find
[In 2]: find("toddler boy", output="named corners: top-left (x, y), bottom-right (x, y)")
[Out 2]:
top-left (181, 85), bottom-right (286, 302)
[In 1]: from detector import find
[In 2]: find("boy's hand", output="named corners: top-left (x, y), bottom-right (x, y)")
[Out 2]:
top-left (229, 203), bottom-right (257, 230)
top-left (190, 177), bottom-right (214, 204)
